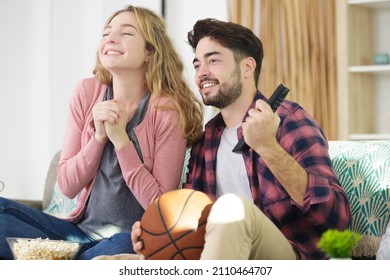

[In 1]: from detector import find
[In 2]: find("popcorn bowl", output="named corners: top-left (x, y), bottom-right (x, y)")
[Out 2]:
top-left (6, 237), bottom-right (81, 260)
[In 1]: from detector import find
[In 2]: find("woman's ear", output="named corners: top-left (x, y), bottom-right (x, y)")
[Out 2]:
top-left (144, 47), bottom-right (154, 63)
top-left (144, 52), bottom-right (152, 63)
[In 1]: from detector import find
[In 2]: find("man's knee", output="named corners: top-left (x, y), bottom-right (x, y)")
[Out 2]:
top-left (208, 194), bottom-right (253, 224)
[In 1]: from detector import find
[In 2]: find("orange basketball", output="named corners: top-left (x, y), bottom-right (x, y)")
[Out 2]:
top-left (139, 189), bottom-right (213, 260)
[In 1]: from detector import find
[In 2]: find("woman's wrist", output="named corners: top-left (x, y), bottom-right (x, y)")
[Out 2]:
top-left (112, 135), bottom-right (131, 150)
top-left (94, 132), bottom-right (108, 143)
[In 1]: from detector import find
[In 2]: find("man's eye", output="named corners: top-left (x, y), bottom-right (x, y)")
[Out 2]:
top-left (102, 33), bottom-right (109, 37)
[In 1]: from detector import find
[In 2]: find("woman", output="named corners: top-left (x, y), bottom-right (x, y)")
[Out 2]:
top-left (0, 5), bottom-right (203, 259)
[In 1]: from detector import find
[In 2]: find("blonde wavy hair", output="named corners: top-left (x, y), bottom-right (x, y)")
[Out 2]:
top-left (93, 5), bottom-right (203, 146)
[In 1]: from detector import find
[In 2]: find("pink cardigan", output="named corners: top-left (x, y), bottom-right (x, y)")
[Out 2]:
top-left (56, 77), bottom-right (187, 222)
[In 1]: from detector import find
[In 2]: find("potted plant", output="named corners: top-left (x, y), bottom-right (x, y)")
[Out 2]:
top-left (317, 229), bottom-right (362, 259)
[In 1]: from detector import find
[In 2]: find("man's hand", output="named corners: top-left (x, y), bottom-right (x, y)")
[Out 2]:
top-left (241, 99), bottom-right (280, 153)
top-left (131, 221), bottom-right (145, 260)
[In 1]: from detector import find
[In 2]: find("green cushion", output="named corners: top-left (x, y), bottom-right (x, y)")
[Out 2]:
top-left (329, 140), bottom-right (390, 257)
top-left (43, 183), bottom-right (79, 219)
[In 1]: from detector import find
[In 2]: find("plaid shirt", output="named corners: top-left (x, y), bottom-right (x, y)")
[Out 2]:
top-left (184, 92), bottom-right (351, 259)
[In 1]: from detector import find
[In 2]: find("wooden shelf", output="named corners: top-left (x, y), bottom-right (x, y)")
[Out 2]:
top-left (349, 133), bottom-right (390, 140)
top-left (337, 0), bottom-right (390, 140)
top-left (349, 65), bottom-right (390, 72)
top-left (348, 0), bottom-right (390, 8)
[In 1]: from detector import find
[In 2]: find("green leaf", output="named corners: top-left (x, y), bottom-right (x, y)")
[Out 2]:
top-left (317, 229), bottom-right (362, 258)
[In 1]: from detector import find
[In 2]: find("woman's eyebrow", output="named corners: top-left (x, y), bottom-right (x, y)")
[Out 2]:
top-left (104, 24), bottom-right (138, 32)
top-left (119, 23), bottom-right (137, 30)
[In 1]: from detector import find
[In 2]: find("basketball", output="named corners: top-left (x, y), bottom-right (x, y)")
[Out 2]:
top-left (139, 189), bottom-right (214, 260)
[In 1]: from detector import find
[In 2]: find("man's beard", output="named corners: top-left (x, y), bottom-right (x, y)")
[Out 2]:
top-left (201, 66), bottom-right (243, 109)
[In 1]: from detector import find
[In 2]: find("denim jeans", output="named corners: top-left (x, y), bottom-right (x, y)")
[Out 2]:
top-left (0, 197), bottom-right (134, 259)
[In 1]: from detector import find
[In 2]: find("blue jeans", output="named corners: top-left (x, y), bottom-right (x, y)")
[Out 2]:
top-left (0, 197), bottom-right (134, 259)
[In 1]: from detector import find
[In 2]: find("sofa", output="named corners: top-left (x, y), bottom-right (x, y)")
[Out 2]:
top-left (16, 141), bottom-right (390, 259)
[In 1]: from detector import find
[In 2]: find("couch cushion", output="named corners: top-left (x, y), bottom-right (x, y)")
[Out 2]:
top-left (42, 150), bottom-right (79, 218)
top-left (42, 151), bottom-right (61, 209)
top-left (329, 140), bottom-right (390, 258)
top-left (43, 182), bottom-right (79, 219)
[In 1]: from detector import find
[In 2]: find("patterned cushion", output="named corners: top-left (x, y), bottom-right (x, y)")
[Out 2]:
top-left (329, 140), bottom-right (390, 258)
top-left (43, 183), bottom-right (79, 219)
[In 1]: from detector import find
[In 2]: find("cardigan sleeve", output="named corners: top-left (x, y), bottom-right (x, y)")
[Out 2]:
top-left (56, 78), bottom-right (106, 198)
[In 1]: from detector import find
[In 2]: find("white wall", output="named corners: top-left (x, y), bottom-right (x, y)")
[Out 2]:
top-left (0, 0), bottom-right (51, 200)
top-left (374, 8), bottom-right (390, 134)
top-left (165, 0), bottom-right (228, 122)
top-left (0, 0), bottom-right (228, 200)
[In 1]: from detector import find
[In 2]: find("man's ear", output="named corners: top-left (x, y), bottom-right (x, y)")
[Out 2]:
top-left (243, 57), bottom-right (256, 78)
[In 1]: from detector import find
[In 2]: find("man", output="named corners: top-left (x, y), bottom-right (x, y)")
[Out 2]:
top-left (131, 18), bottom-right (351, 260)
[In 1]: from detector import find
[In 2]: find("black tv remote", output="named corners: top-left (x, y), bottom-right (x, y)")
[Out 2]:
top-left (232, 83), bottom-right (290, 153)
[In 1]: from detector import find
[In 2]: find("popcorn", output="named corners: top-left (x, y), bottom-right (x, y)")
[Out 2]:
top-left (9, 238), bottom-right (80, 260)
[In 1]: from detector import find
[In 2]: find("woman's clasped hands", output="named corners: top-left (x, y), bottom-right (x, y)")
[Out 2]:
top-left (92, 99), bottom-right (130, 148)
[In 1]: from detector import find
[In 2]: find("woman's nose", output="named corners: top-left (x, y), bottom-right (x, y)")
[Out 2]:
top-left (106, 32), bottom-right (118, 44)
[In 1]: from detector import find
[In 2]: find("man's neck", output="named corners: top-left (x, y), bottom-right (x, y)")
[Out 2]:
top-left (220, 89), bottom-right (257, 128)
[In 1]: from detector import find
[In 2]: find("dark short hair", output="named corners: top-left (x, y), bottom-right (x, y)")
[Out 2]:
top-left (187, 18), bottom-right (264, 86)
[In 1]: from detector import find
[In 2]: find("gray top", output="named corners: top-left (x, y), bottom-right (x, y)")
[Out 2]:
top-left (216, 123), bottom-right (252, 201)
top-left (77, 87), bottom-right (150, 239)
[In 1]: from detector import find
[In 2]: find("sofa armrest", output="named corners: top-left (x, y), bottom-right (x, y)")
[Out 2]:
top-left (14, 199), bottom-right (43, 211)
